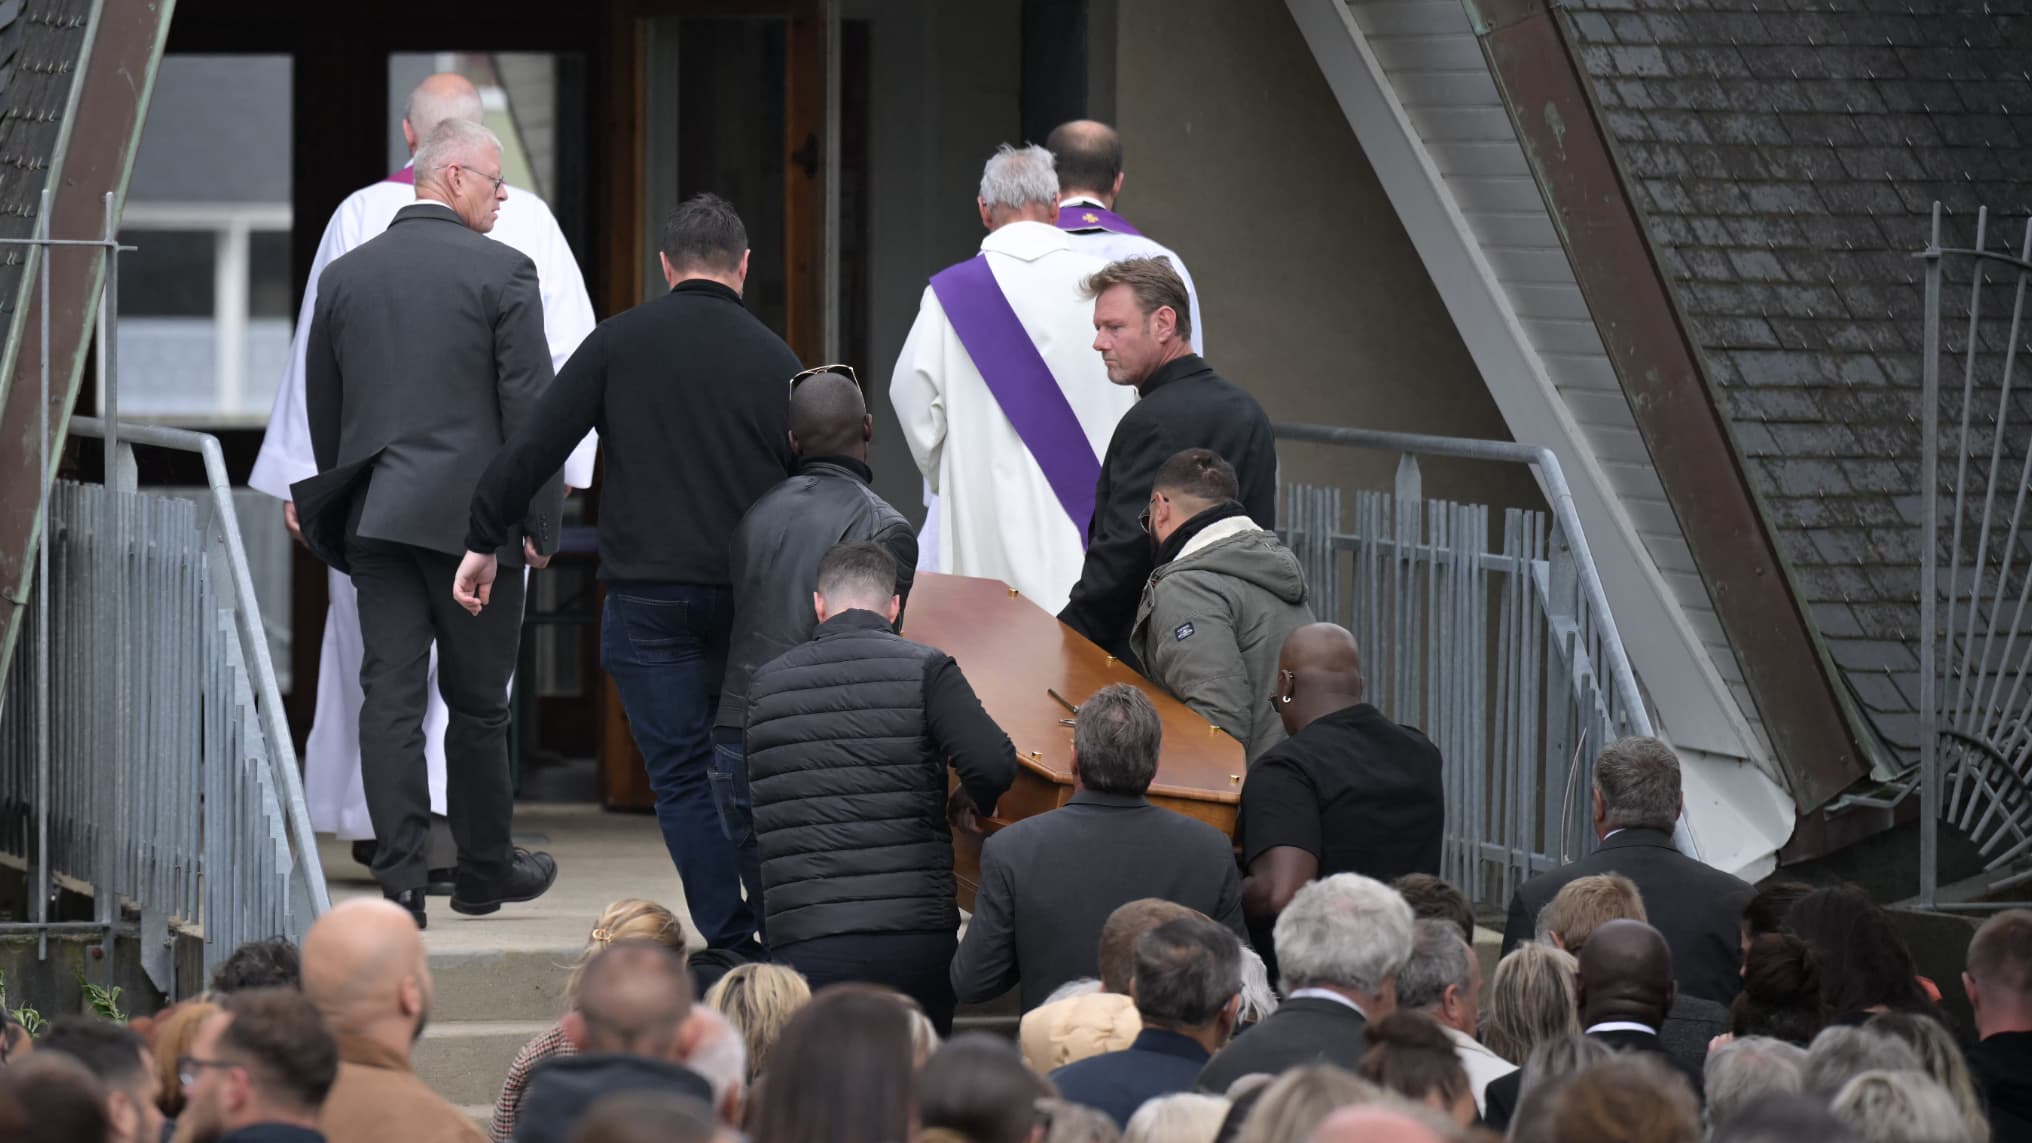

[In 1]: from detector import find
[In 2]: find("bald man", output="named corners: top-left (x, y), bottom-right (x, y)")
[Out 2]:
top-left (699, 368), bottom-right (916, 951)
top-left (1309, 1105), bottom-right (1450, 1143)
top-left (1045, 119), bottom-right (1204, 353)
top-left (1236, 624), bottom-right (1445, 954)
top-left (254, 72), bottom-right (600, 877)
top-left (303, 900), bottom-right (483, 1143)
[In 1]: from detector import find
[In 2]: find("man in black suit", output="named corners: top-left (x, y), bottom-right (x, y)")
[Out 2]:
top-left (948, 684), bottom-right (1246, 1011)
top-left (1964, 909), bottom-right (2032, 1141)
top-left (1198, 872), bottom-right (1415, 1092)
top-left (1483, 919), bottom-right (1703, 1128)
top-left (297, 119), bottom-right (562, 927)
top-left (1500, 736), bottom-right (1751, 1005)
top-left (1049, 915), bottom-right (1242, 1126)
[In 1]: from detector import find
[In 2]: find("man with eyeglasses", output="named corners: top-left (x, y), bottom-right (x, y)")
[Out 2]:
top-left (458, 193), bottom-right (802, 958)
top-left (173, 988), bottom-right (339, 1143)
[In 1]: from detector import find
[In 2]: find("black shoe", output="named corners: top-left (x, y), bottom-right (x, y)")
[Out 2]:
top-left (425, 868), bottom-right (457, 897)
top-left (450, 849), bottom-right (558, 916)
top-left (352, 840), bottom-right (377, 870)
top-left (386, 887), bottom-right (427, 930)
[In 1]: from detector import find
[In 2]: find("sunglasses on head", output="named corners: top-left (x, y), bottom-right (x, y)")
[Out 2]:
top-left (790, 363), bottom-right (860, 391)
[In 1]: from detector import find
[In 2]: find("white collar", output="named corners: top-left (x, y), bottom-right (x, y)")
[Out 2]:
top-left (1602, 828), bottom-right (1625, 841)
top-left (1059, 193), bottom-right (1108, 209)
top-left (1585, 1020), bottom-right (1657, 1036)
top-left (1177, 515), bottom-right (1262, 561)
top-left (980, 218), bottom-right (1070, 262)
top-left (1441, 1024), bottom-right (1507, 1058)
top-left (1288, 988), bottom-right (1367, 1019)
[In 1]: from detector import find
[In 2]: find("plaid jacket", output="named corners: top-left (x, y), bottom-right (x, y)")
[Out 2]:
top-left (490, 1020), bottom-right (576, 1143)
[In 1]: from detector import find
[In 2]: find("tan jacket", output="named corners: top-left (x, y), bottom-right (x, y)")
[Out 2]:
top-left (1017, 991), bottom-right (1141, 1074)
top-left (320, 1035), bottom-right (485, 1143)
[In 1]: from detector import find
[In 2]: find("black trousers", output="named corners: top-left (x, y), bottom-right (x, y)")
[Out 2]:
top-left (347, 533), bottom-right (526, 894)
top-left (776, 930), bottom-right (958, 1035)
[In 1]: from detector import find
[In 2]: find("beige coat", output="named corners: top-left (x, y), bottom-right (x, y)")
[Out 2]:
top-left (1018, 991), bottom-right (1141, 1074)
top-left (320, 1036), bottom-right (485, 1143)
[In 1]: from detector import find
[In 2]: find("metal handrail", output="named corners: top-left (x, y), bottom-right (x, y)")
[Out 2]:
top-left (68, 415), bottom-right (330, 916)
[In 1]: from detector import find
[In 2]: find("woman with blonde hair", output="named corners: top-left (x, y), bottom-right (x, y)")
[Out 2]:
top-left (1482, 942), bottom-right (1581, 1066)
top-left (149, 1000), bottom-right (219, 1118)
top-left (704, 963), bottom-right (812, 1087)
top-left (490, 899), bottom-right (686, 1143)
top-left (1868, 1011), bottom-right (1991, 1143)
top-left (1234, 1064), bottom-right (1386, 1143)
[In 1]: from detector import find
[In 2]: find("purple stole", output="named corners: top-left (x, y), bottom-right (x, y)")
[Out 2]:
top-left (384, 165), bottom-right (415, 185)
top-left (928, 255), bottom-right (1100, 538)
top-left (1056, 202), bottom-right (1143, 237)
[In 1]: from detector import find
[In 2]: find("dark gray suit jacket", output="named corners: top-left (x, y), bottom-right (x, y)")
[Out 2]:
top-left (949, 789), bottom-right (1246, 1011)
top-left (294, 202), bottom-right (560, 571)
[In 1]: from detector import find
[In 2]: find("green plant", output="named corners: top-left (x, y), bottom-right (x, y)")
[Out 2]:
top-left (0, 969), bottom-right (46, 1037)
top-left (78, 974), bottom-right (126, 1023)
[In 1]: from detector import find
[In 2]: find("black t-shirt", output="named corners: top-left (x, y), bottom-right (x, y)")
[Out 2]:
top-left (1236, 703), bottom-right (1445, 879)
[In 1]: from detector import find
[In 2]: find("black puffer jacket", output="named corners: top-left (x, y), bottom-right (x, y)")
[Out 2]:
top-left (745, 609), bottom-right (1016, 948)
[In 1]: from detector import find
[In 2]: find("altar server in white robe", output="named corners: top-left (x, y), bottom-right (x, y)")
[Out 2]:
top-left (1046, 119), bottom-right (1204, 354)
top-left (248, 73), bottom-right (598, 845)
top-left (890, 144), bottom-right (1136, 615)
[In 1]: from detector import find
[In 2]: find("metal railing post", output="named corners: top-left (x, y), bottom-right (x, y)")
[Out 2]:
top-left (1919, 204), bottom-right (1943, 910)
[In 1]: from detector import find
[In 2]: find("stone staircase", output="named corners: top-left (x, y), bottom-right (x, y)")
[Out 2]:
top-left (413, 946), bottom-right (578, 1125)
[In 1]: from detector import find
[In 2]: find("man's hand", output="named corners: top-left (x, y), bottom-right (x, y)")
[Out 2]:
top-left (947, 785), bottom-right (983, 836)
top-left (523, 537), bottom-right (552, 570)
top-left (453, 551), bottom-right (499, 616)
top-left (283, 500), bottom-right (304, 547)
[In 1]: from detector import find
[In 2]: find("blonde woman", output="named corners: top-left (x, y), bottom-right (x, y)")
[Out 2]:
top-left (703, 963), bottom-right (812, 1088)
top-left (489, 899), bottom-right (686, 1143)
top-left (1233, 1064), bottom-right (1386, 1143)
top-left (1481, 943), bottom-right (1581, 1066)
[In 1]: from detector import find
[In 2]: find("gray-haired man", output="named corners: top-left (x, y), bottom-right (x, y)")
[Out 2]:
top-left (1396, 919), bottom-right (1515, 1113)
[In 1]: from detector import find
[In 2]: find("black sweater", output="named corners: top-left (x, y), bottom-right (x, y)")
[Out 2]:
top-left (466, 279), bottom-right (801, 584)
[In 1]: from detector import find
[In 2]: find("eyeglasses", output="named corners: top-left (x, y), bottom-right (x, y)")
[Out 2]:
top-left (177, 1056), bottom-right (242, 1088)
top-left (790, 363), bottom-right (859, 392)
top-left (1139, 493), bottom-right (1165, 535)
top-left (452, 163), bottom-right (505, 193)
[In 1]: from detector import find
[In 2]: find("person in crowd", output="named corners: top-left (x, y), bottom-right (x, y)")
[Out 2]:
top-left (1484, 918), bottom-right (1702, 1128)
top-left (745, 988), bottom-right (917, 1143)
top-left (1039, 1099), bottom-right (1121, 1143)
top-left (1211, 1075), bottom-right (1275, 1143)
top-left (1828, 1070), bottom-right (1972, 1143)
top-left (1392, 919), bottom-right (1514, 1112)
top-left (1201, 873), bottom-right (1415, 1091)
top-left (1501, 736), bottom-right (1752, 1006)
top-left (1018, 899), bottom-right (1197, 1073)
top-left (1129, 449), bottom-right (1311, 760)
top-left (1734, 933), bottom-right (1828, 1045)
top-left (492, 899), bottom-right (688, 1142)
top-left (1704, 1036), bottom-right (1807, 1136)
top-left (1354, 1011), bottom-right (1475, 1127)
top-left (301, 898), bottom-right (481, 1143)
top-left (1712, 1094), bottom-right (1863, 1143)
top-left (210, 938), bottom-right (303, 995)
top-left (458, 192), bottom-right (803, 959)
top-left (1481, 941), bottom-right (1580, 1066)
top-left (1784, 884), bottom-right (1940, 1022)
top-left (1306, 1104), bottom-right (1453, 1143)
top-left (36, 1017), bottom-right (163, 1143)
top-left (1510, 1035), bottom-right (1615, 1113)
top-left (716, 368), bottom-right (917, 928)
top-left (1057, 258), bottom-right (1274, 661)
top-left (1124, 1092), bottom-right (1229, 1143)
top-left (512, 943), bottom-right (723, 1143)
top-left (890, 143), bottom-right (1131, 611)
top-left (1231, 1065), bottom-right (1384, 1143)
top-left (1963, 908), bottom-right (2032, 1140)
top-left (252, 74), bottom-right (599, 886)
top-left (152, 1000), bottom-right (219, 1120)
top-left (702, 963), bottom-right (811, 1090)
top-left (951, 684), bottom-right (1244, 1011)
top-left (563, 1091), bottom-right (721, 1143)
top-left (1507, 1053), bottom-right (1699, 1143)
top-left (0, 1052), bottom-right (109, 1142)
top-left (1742, 881), bottom-right (1816, 954)
top-left (745, 542), bottom-right (1015, 1031)
top-left (1534, 872), bottom-right (1730, 1077)
top-left (175, 988), bottom-right (340, 1143)
top-left (1044, 120), bottom-right (1205, 351)
top-left (1393, 874), bottom-right (1474, 946)
top-left (1237, 625), bottom-right (1443, 956)
top-left (917, 1034), bottom-right (1055, 1143)
top-left (1800, 1025), bottom-right (1922, 1100)
top-left (1867, 1011), bottom-right (1990, 1143)
top-left (295, 118), bottom-right (562, 929)
top-left (1051, 915), bottom-right (1243, 1126)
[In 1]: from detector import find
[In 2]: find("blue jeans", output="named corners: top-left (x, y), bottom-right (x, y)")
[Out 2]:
top-left (601, 586), bottom-right (761, 955)
top-left (710, 727), bottom-right (767, 949)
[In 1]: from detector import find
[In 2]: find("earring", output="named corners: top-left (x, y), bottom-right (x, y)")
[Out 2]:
top-left (1276, 694), bottom-right (1292, 706)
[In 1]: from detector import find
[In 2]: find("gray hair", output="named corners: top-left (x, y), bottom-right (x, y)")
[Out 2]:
top-left (1396, 919), bottom-right (1475, 1013)
top-left (1040, 1099), bottom-right (1123, 1143)
top-left (1594, 736), bottom-right (1682, 833)
top-left (684, 1006), bottom-right (748, 1115)
top-left (1133, 916), bottom-right (1242, 1029)
top-left (1515, 1033), bottom-right (1614, 1104)
top-left (1273, 874), bottom-right (1415, 995)
top-left (403, 77), bottom-right (484, 141)
top-left (1706, 1036), bottom-right (1807, 1132)
top-left (414, 119), bottom-right (501, 185)
top-left (1073, 684), bottom-right (1162, 795)
top-left (1237, 945), bottom-right (1280, 1025)
top-left (1828, 1070), bottom-right (1971, 1143)
top-left (1124, 1092), bottom-right (1230, 1143)
top-left (1802, 1026), bottom-right (1922, 1100)
top-left (979, 143), bottom-right (1060, 210)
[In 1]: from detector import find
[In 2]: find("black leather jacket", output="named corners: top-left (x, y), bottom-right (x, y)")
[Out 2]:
top-left (715, 456), bottom-right (917, 730)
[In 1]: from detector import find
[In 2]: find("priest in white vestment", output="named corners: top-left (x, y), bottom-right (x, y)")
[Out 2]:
top-left (891, 144), bottom-right (1135, 615)
top-left (249, 74), bottom-right (598, 844)
top-left (1046, 118), bottom-right (1204, 354)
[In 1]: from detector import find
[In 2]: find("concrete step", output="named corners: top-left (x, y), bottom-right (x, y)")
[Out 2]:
top-left (459, 1106), bottom-right (494, 1134)
top-left (413, 1019), bottom-right (554, 1111)
top-left (427, 947), bottom-right (578, 1025)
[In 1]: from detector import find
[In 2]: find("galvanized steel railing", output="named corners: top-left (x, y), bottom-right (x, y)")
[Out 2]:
top-left (1274, 423), bottom-right (1660, 913)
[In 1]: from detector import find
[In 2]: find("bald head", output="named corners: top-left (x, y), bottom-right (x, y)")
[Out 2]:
top-left (1046, 119), bottom-right (1125, 203)
top-left (1309, 1106), bottom-right (1449, 1143)
top-left (403, 73), bottom-right (484, 152)
top-left (1275, 623), bottom-right (1368, 735)
top-left (301, 899), bottom-right (430, 1041)
top-left (1576, 918), bottom-right (1675, 1028)
top-left (574, 942), bottom-right (696, 1056)
top-left (788, 372), bottom-right (871, 460)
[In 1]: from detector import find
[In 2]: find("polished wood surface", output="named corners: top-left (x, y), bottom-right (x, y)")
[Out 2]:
top-left (901, 573), bottom-right (1247, 907)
